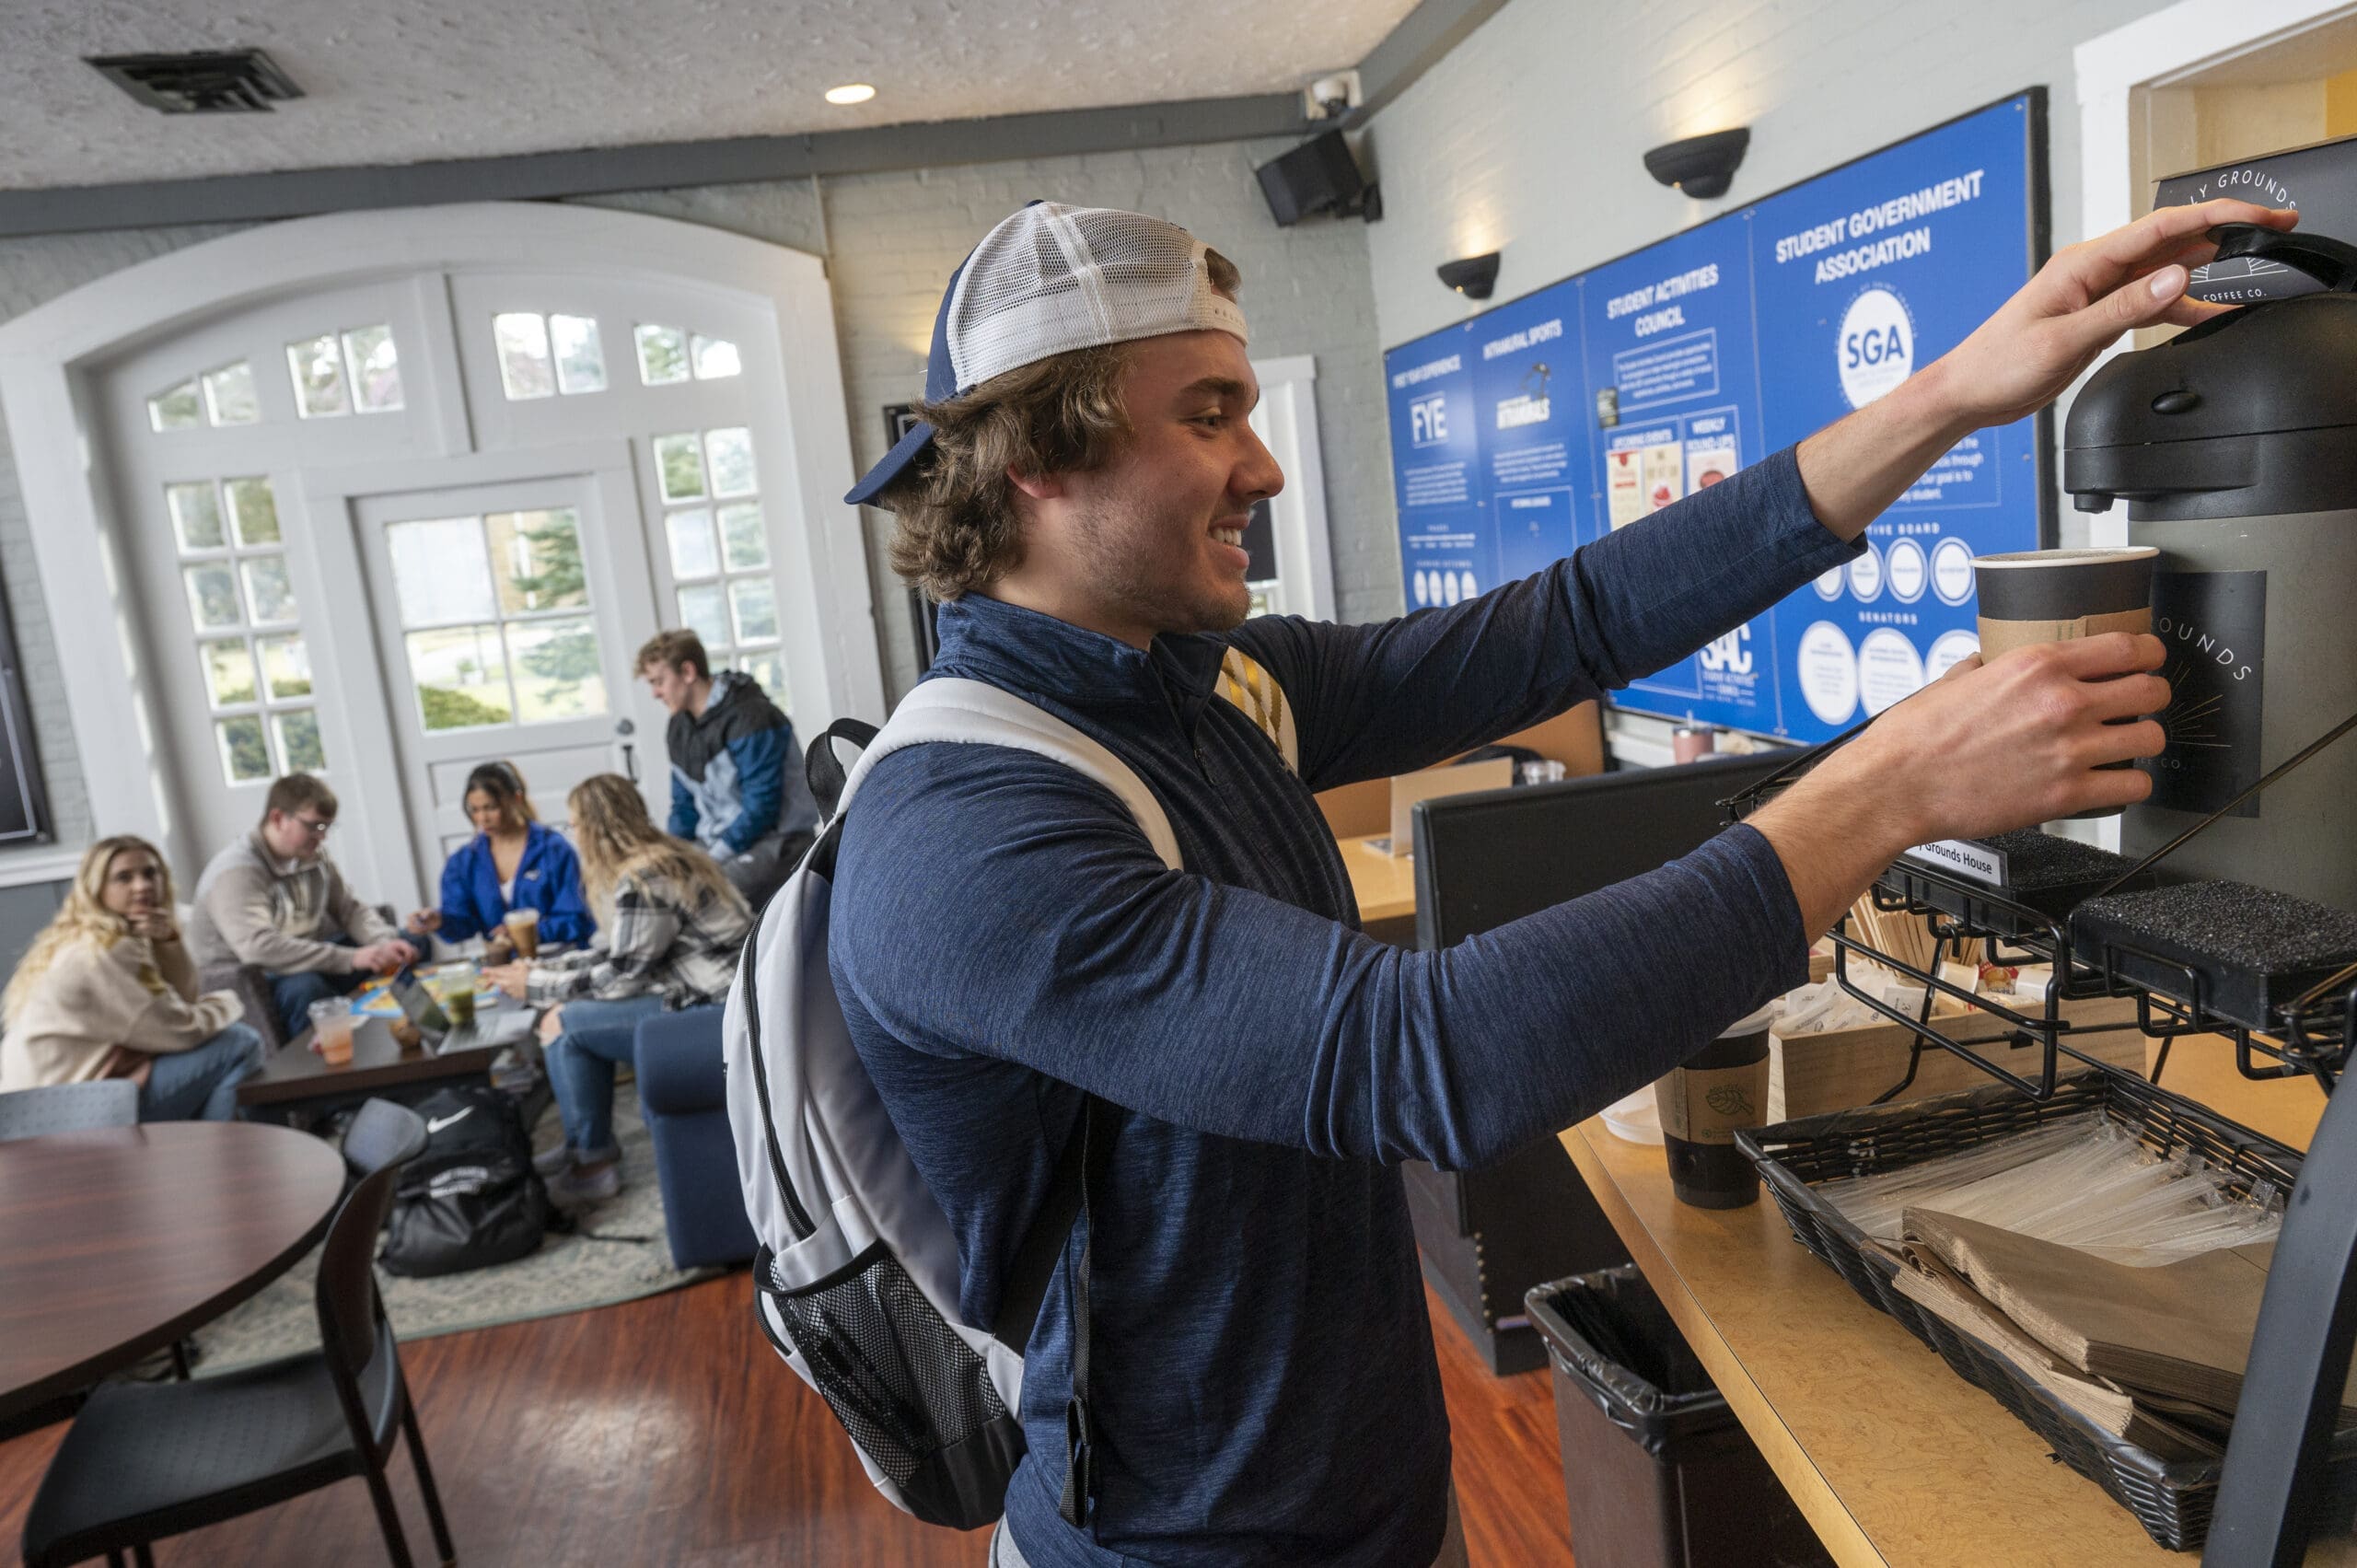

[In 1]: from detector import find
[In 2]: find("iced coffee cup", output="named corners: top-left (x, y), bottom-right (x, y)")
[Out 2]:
top-left (504, 907), bottom-right (540, 959)
top-left (309, 998), bottom-right (356, 1066)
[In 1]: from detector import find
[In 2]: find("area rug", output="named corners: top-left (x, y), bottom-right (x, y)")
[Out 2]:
top-left (192, 1091), bottom-right (722, 1375)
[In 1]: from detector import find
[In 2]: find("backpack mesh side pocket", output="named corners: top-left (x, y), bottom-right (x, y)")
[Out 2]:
top-left (760, 1241), bottom-right (1027, 1528)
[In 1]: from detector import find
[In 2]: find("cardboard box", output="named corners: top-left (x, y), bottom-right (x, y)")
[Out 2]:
top-left (1771, 987), bottom-right (2150, 1121)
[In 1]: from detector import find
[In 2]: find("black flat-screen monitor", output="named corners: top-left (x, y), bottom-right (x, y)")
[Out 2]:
top-left (1411, 753), bottom-right (1792, 949)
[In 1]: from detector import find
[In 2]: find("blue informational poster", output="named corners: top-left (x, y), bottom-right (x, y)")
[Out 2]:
top-left (1383, 92), bottom-right (2052, 743)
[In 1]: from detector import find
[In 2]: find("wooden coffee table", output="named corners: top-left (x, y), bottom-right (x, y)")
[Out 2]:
top-left (0, 1121), bottom-right (345, 1423)
top-left (238, 1014), bottom-right (511, 1128)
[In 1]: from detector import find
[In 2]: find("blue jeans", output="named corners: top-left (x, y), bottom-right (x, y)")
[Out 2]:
top-left (270, 953), bottom-right (363, 1040)
top-left (138, 1023), bottom-right (266, 1122)
top-left (542, 994), bottom-right (667, 1156)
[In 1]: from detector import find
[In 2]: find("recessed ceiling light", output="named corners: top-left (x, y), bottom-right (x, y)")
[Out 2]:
top-left (825, 83), bottom-right (876, 105)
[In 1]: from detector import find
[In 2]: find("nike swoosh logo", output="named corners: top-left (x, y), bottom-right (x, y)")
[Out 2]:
top-left (426, 1110), bottom-right (472, 1135)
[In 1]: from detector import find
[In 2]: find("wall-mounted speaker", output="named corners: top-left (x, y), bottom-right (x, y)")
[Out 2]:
top-left (1256, 131), bottom-right (1379, 226)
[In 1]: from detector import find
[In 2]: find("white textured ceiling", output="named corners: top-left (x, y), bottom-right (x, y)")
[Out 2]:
top-left (3, 0), bottom-right (1415, 191)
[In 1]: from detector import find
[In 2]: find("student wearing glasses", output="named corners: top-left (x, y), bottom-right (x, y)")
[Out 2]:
top-left (187, 772), bottom-right (419, 1040)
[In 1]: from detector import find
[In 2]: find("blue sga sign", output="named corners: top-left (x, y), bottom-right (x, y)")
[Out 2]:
top-left (1381, 92), bottom-right (2051, 742)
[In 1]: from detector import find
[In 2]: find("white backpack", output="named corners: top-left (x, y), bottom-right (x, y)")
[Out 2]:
top-left (723, 657), bottom-right (1294, 1530)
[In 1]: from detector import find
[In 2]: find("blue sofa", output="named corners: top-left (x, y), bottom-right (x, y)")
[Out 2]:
top-left (633, 1005), bottom-right (758, 1271)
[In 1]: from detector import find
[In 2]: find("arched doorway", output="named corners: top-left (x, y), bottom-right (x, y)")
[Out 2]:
top-left (0, 202), bottom-right (877, 908)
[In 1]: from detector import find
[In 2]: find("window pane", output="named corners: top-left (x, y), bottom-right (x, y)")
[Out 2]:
top-left (201, 639), bottom-right (258, 705)
top-left (691, 335), bottom-right (742, 379)
top-left (258, 633), bottom-right (312, 698)
top-left (705, 427), bottom-right (758, 497)
top-left (166, 482), bottom-right (226, 552)
top-left (665, 508), bottom-right (718, 579)
top-left (485, 507), bottom-right (589, 614)
top-left (654, 433), bottom-right (706, 502)
top-left (344, 325), bottom-right (404, 412)
top-left (729, 576), bottom-right (779, 643)
top-left (676, 583), bottom-right (728, 649)
top-left (406, 625), bottom-right (513, 730)
top-left (739, 648), bottom-right (787, 705)
top-left (217, 716), bottom-right (272, 783)
top-left (202, 362), bottom-right (260, 425)
top-left (493, 313), bottom-right (555, 401)
top-left (183, 563), bottom-right (242, 629)
top-left (635, 324), bottom-right (690, 385)
top-left (242, 555), bottom-right (297, 623)
top-left (505, 617), bottom-right (609, 724)
top-left (148, 379), bottom-right (203, 432)
top-left (551, 314), bottom-right (608, 394)
top-left (716, 502), bottom-right (768, 571)
top-left (286, 334), bottom-right (351, 418)
top-left (274, 709), bottom-right (327, 772)
top-left (225, 476), bottom-right (280, 545)
top-left (386, 517), bottom-right (497, 625)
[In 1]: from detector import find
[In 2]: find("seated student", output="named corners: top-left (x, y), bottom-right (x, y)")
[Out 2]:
top-left (635, 629), bottom-right (818, 911)
top-left (403, 761), bottom-right (594, 958)
top-left (187, 772), bottom-right (418, 1040)
top-left (486, 773), bottom-right (749, 1208)
top-left (1, 835), bottom-right (263, 1121)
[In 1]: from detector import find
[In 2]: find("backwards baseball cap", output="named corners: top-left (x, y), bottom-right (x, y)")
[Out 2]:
top-left (844, 202), bottom-right (1250, 507)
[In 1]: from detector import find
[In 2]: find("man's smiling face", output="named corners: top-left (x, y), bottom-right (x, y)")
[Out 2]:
top-left (1018, 329), bottom-right (1284, 646)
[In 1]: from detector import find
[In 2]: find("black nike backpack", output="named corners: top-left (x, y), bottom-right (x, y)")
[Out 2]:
top-left (379, 1084), bottom-right (552, 1277)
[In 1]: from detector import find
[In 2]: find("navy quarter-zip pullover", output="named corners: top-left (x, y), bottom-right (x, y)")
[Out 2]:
top-left (830, 446), bottom-right (1862, 1566)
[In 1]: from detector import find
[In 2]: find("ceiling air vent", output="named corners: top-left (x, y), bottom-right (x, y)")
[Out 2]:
top-left (87, 48), bottom-right (304, 114)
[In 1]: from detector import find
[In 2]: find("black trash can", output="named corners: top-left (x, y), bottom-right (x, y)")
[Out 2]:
top-left (1528, 1266), bottom-right (1831, 1568)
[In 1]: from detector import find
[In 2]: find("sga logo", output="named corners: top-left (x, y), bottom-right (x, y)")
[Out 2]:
top-left (1838, 286), bottom-right (1914, 409)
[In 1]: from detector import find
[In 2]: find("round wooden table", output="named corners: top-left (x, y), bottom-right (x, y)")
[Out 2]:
top-left (0, 1120), bottom-right (346, 1422)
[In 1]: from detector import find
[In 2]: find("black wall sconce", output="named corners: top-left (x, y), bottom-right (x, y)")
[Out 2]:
top-left (1643, 127), bottom-right (1750, 199)
top-left (1437, 251), bottom-right (1501, 299)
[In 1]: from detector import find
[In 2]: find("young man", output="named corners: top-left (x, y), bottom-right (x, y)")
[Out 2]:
top-left (636, 629), bottom-right (819, 910)
top-left (187, 772), bottom-right (418, 1040)
top-left (831, 199), bottom-right (2292, 1568)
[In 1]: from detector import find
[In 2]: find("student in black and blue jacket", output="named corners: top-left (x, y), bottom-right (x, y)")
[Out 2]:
top-left (405, 761), bottom-right (593, 958)
top-left (636, 629), bottom-right (817, 912)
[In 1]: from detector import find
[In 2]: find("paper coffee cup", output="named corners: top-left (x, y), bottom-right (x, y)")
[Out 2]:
top-left (1970, 547), bottom-right (2157, 660)
top-left (1971, 547), bottom-right (2158, 816)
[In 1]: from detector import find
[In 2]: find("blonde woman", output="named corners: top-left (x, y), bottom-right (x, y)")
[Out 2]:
top-left (1, 836), bottom-right (263, 1121)
top-left (487, 774), bottom-right (749, 1206)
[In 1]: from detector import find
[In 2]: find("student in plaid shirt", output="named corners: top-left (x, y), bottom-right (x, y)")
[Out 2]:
top-left (487, 773), bottom-right (750, 1208)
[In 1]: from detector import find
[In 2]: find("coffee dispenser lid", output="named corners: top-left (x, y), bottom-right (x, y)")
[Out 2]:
top-left (2063, 226), bottom-right (2357, 521)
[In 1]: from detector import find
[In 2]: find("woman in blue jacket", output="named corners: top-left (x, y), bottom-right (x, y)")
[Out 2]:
top-left (404, 761), bottom-right (594, 956)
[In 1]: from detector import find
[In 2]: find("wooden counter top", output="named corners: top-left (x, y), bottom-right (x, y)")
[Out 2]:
top-left (1561, 1036), bottom-right (2355, 1568)
top-left (1341, 833), bottom-right (1419, 925)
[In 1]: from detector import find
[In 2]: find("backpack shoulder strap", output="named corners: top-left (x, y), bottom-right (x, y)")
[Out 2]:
top-left (835, 678), bottom-right (1183, 870)
top-left (1216, 648), bottom-right (1297, 774)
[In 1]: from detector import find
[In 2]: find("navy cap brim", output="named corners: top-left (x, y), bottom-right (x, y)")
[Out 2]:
top-left (844, 418), bottom-right (937, 506)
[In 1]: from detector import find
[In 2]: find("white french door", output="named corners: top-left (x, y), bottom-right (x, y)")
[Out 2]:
top-left (349, 470), bottom-right (664, 894)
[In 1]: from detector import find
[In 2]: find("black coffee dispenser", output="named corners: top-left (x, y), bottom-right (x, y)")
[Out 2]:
top-left (2062, 225), bottom-right (2357, 913)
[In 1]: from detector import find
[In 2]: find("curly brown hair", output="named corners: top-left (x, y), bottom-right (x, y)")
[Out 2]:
top-left (880, 249), bottom-right (1242, 601)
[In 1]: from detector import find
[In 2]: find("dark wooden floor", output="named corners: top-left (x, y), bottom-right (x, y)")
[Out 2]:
top-left (0, 1275), bottom-right (1576, 1566)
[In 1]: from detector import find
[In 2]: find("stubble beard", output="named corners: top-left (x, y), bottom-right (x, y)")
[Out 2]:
top-left (1070, 495), bottom-right (1248, 638)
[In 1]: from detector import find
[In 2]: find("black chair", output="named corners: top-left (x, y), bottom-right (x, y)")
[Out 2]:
top-left (20, 1107), bottom-right (457, 1568)
top-left (340, 1097), bottom-right (430, 1180)
top-left (0, 1080), bottom-right (139, 1143)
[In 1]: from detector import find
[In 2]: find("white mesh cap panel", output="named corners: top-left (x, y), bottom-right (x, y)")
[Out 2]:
top-left (945, 203), bottom-right (1250, 393)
